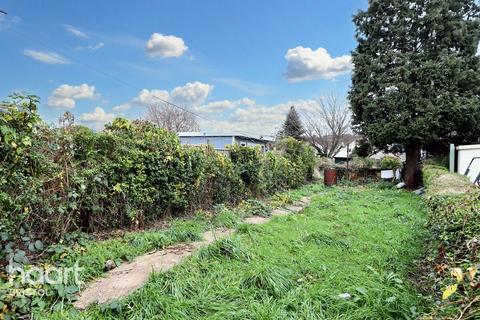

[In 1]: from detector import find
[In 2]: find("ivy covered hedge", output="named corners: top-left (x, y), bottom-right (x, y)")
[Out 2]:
top-left (0, 94), bottom-right (316, 254)
top-left (422, 165), bottom-right (479, 318)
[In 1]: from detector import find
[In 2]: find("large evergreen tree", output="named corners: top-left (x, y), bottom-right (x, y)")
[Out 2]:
top-left (279, 106), bottom-right (305, 140)
top-left (349, 0), bottom-right (480, 188)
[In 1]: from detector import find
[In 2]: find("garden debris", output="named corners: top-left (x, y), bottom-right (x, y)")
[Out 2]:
top-left (395, 182), bottom-right (406, 189)
top-left (338, 293), bottom-right (351, 300)
top-left (413, 187), bottom-right (425, 195)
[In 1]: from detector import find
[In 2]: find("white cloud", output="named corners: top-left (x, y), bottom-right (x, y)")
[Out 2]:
top-left (284, 46), bottom-right (352, 82)
top-left (113, 81), bottom-right (213, 112)
top-left (22, 50), bottom-right (70, 65)
top-left (170, 82), bottom-right (213, 106)
top-left (145, 33), bottom-right (188, 58)
top-left (112, 103), bottom-right (132, 112)
top-left (196, 98), bottom-right (255, 114)
top-left (134, 89), bottom-right (170, 106)
top-left (47, 84), bottom-right (97, 109)
top-left (64, 24), bottom-right (89, 39)
top-left (75, 42), bottom-right (104, 51)
top-left (79, 107), bottom-right (115, 123)
top-left (198, 98), bottom-right (320, 136)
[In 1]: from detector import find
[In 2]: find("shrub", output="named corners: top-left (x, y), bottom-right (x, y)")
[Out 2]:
top-left (421, 164), bottom-right (480, 318)
top-left (0, 95), bottom-right (316, 318)
top-left (0, 96), bottom-right (315, 246)
top-left (346, 157), bottom-right (378, 180)
top-left (380, 155), bottom-right (402, 170)
top-left (229, 144), bottom-right (262, 195)
top-left (316, 157), bottom-right (334, 170)
top-left (351, 156), bottom-right (376, 170)
top-left (424, 155), bottom-right (449, 168)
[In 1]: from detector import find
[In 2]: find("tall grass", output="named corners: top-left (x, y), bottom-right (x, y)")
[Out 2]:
top-left (40, 184), bottom-right (428, 319)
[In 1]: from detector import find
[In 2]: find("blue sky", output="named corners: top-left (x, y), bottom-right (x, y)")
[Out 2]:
top-left (0, 0), bottom-right (367, 135)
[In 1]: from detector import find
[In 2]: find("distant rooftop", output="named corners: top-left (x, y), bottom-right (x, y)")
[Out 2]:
top-left (178, 132), bottom-right (275, 142)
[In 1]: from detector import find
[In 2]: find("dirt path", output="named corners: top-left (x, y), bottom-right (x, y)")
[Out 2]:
top-left (74, 197), bottom-right (310, 309)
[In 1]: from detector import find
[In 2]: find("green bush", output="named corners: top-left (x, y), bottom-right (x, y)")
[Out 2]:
top-left (351, 156), bottom-right (376, 170)
top-left (423, 155), bottom-right (449, 168)
top-left (316, 157), bottom-right (334, 170)
top-left (421, 164), bottom-right (480, 318)
top-left (276, 137), bottom-right (316, 183)
top-left (0, 95), bottom-right (315, 245)
top-left (380, 155), bottom-right (402, 170)
top-left (229, 144), bottom-right (263, 195)
top-left (0, 95), bottom-right (316, 318)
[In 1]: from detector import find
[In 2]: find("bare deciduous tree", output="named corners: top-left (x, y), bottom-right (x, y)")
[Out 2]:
top-left (146, 103), bottom-right (200, 132)
top-left (303, 94), bottom-right (353, 157)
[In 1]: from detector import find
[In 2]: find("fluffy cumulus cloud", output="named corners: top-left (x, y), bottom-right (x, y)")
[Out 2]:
top-left (47, 84), bottom-right (97, 109)
top-left (145, 33), bottom-right (188, 58)
top-left (284, 46), bottom-right (352, 82)
top-left (233, 99), bottom-right (318, 131)
top-left (22, 50), bottom-right (70, 65)
top-left (170, 82), bottom-right (213, 106)
top-left (79, 107), bottom-right (115, 123)
top-left (196, 98), bottom-right (255, 114)
top-left (113, 81), bottom-right (213, 112)
top-left (198, 99), bottom-right (320, 135)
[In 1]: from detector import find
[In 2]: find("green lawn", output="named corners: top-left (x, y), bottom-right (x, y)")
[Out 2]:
top-left (42, 183), bottom-right (428, 319)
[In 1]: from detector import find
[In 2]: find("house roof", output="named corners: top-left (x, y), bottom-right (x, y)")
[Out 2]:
top-left (333, 141), bottom-right (357, 158)
top-left (178, 132), bottom-right (274, 143)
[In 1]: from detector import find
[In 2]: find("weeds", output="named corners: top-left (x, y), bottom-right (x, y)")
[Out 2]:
top-left (301, 232), bottom-right (350, 249)
top-left (197, 237), bottom-right (252, 262)
top-left (241, 263), bottom-right (293, 298)
top-left (39, 184), bottom-right (429, 319)
top-left (241, 199), bottom-right (272, 217)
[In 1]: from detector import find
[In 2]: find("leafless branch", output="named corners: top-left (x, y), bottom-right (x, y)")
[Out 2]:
top-left (145, 102), bottom-right (199, 132)
top-left (302, 94), bottom-right (353, 157)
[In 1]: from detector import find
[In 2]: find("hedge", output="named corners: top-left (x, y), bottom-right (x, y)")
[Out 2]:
top-left (0, 94), bottom-right (316, 254)
top-left (422, 164), bottom-right (480, 318)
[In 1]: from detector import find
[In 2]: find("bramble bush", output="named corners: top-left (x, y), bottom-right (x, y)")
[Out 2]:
top-left (421, 165), bottom-right (480, 319)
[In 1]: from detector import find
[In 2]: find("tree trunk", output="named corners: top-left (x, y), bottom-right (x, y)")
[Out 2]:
top-left (405, 144), bottom-right (421, 189)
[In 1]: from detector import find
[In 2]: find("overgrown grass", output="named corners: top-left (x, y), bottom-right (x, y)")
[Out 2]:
top-left (41, 183), bottom-right (428, 319)
top-left (25, 182), bottom-right (322, 315)
top-left (48, 218), bottom-right (207, 285)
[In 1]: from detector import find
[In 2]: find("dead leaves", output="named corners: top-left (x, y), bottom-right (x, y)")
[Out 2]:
top-left (441, 265), bottom-right (479, 301)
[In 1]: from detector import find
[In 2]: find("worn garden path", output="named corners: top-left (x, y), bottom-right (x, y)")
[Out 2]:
top-left (74, 197), bottom-right (311, 309)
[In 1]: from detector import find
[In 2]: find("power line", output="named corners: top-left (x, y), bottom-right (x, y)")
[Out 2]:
top-left (8, 24), bottom-right (271, 139)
